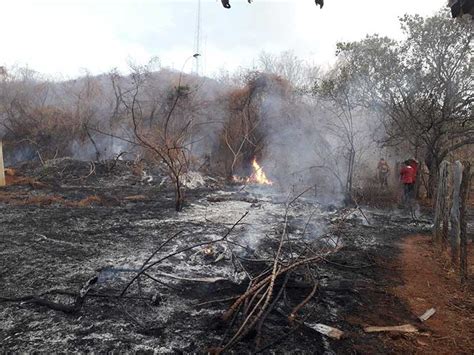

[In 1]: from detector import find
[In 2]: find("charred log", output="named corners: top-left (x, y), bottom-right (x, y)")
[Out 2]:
top-left (0, 275), bottom-right (98, 315)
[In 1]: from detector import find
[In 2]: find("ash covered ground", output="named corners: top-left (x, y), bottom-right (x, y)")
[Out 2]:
top-left (0, 159), bottom-right (435, 353)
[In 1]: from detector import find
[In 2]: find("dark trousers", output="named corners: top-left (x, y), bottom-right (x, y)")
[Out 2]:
top-left (379, 172), bottom-right (389, 187)
top-left (403, 183), bottom-right (415, 203)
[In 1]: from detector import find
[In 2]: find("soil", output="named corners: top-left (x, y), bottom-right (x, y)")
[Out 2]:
top-left (1, 159), bottom-right (473, 354)
top-left (392, 235), bottom-right (474, 354)
top-left (343, 235), bottom-right (474, 355)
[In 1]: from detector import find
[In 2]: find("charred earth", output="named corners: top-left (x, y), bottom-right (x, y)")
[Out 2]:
top-left (0, 158), bottom-right (457, 353)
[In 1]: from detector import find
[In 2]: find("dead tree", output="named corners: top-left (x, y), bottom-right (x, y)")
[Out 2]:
top-left (219, 73), bottom-right (284, 179)
top-left (449, 161), bottom-right (463, 263)
top-left (460, 161), bottom-right (471, 284)
top-left (105, 66), bottom-right (198, 212)
top-left (316, 62), bottom-right (369, 203)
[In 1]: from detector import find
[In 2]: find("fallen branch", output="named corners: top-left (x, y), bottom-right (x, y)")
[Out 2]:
top-left (364, 324), bottom-right (418, 333)
top-left (195, 296), bottom-right (239, 307)
top-left (153, 271), bottom-right (228, 283)
top-left (288, 281), bottom-right (318, 324)
top-left (0, 275), bottom-right (98, 315)
top-left (308, 323), bottom-right (344, 340)
top-left (255, 272), bottom-right (291, 349)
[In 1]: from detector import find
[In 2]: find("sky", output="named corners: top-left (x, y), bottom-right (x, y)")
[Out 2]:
top-left (1, 0), bottom-right (447, 79)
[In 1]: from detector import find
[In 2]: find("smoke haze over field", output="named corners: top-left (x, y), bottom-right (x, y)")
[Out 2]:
top-left (0, 64), bottom-right (380, 204)
top-left (1, 3), bottom-right (469, 207)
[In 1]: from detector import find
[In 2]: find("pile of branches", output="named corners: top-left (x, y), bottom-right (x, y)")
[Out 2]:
top-left (208, 203), bottom-right (342, 353)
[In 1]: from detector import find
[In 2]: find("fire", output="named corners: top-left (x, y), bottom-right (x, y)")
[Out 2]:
top-left (232, 158), bottom-right (273, 185)
top-left (248, 158), bottom-right (273, 185)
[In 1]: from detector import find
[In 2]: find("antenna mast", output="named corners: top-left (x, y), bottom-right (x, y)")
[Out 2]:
top-left (194, 0), bottom-right (202, 75)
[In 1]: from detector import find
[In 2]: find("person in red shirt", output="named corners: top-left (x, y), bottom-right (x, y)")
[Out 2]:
top-left (400, 160), bottom-right (417, 203)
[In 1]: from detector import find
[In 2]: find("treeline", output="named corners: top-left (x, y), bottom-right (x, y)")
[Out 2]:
top-left (0, 10), bottom-right (472, 206)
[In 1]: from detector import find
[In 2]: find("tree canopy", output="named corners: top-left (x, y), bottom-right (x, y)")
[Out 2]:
top-left (333, 11), bottom-right (473, 196)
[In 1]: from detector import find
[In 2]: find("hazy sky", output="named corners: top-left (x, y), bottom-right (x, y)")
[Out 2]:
top-left (1, 0), bottom-right (447, 78)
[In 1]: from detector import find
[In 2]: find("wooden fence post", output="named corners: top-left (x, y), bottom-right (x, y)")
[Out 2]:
top-left (0, 140), bottom-right (5, 187)
top-left (460, 161), bottom-right (471, 284)
top-left (449, 161), bottom-right (463, 264)
top-left (433, 161), bottom-right (450, 245)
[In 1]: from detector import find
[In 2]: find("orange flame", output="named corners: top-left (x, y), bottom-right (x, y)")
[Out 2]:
top-left (231, 158), bottom-right (273, 185)
top-left (250, 158), bottom-right (273, 185)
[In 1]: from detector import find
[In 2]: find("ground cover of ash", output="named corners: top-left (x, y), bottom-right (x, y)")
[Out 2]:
top-left (0, 159), bottom-right (433, 353)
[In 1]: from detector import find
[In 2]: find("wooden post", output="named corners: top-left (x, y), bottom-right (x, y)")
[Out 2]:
top-left (460, 161), bottom-right (471, 284)
top-left (449, 161), bottom-right (463, 264)
top-left (0, 140), bottom-right (5, 187)
top-left (433, 161), bottom-right (450, 245)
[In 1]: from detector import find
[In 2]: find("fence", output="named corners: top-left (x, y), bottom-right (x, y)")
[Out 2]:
top-left (0, 140), bottom-right (5, 187)
top-left (433, 160), bottom-right (471, 284)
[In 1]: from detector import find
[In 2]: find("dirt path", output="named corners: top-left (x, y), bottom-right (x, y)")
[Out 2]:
top-left (391, 235), bottom-right (474, 354)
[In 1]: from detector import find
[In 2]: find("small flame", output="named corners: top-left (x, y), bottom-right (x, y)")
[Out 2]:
top-left (250, 158), bottom-right (273, 185)
top-left (232, 158), bottom-right (273, 185)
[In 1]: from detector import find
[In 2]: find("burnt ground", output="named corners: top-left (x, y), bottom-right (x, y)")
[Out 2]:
top-left (0, 158), bottom-right (472, 354)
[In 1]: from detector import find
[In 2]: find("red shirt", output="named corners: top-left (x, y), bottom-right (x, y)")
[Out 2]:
top-left (400, 165), bottom-right (416, 184)
top-left (409, 161), bottom-right (418, 177)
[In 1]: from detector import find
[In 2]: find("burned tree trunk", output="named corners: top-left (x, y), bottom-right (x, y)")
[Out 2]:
top-left (175, 179), bottom-right (184, 212)
top-left (449, 161), bottom-right (463, 264)
top-left (433, 161), bottom-right (450, 245)
top-left (345, 146), bottom-right (356, 200)
top-left (425, 152), bottom-right (441, 200)
top-left (460, 161), bottom-right (471, 284)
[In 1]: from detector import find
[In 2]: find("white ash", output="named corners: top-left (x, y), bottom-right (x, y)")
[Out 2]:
top-left (182, 171), bottom-right (206, 189)
top-left (95, 188), bottom-right (329, 290)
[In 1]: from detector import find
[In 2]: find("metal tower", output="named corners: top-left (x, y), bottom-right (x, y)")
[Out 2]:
top-left (194, 0), bottom-right (202, 75)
